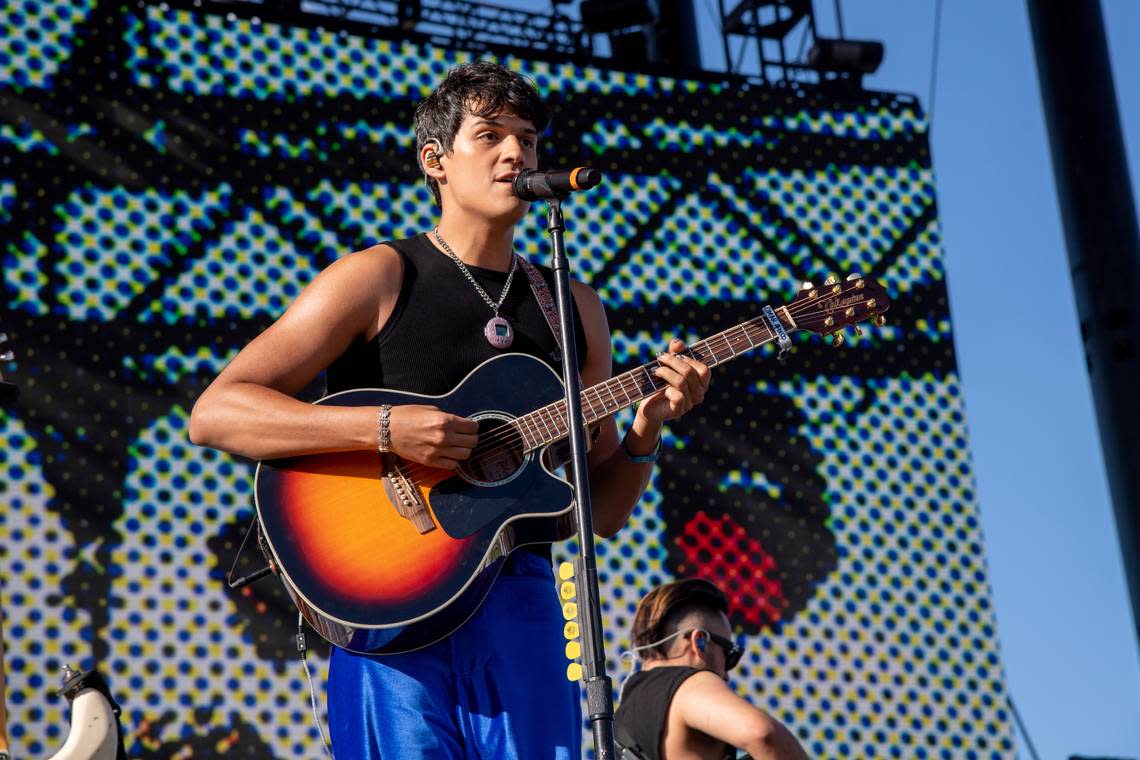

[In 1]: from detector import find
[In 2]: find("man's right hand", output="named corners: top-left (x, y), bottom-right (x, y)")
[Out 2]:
top-left (388, 405), bottom-right (480, 470)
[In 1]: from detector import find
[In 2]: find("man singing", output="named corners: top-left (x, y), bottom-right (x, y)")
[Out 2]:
top-left (189, 61), bottom-right (711, 758)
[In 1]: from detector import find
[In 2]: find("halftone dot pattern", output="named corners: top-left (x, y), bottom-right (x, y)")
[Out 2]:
top-left (745, 165), bottom-right (936, 273)
top-left (711, 173), bottom-right (826, 279)
top-left (264, 186), bottom-right (346, 265)
top-left (0, 121), bottom-right (58, 154)
top-left (506, 56), bottom-right (688, 97)
top-left (306, 180), bottom-right (437, 246)
top-left (337, 120), bottom-right (416, 150)
top-left (123, 346), bottom-right (240, 385)
top-left (132, 7), bottom-right (470, 100)
top-left (0, 412), bottom-right (91, 758)
top-left (610, 328), bottom-right (689, 367)
top-left (3, 232), bottom-right (49, 314)
top-left (108, 407), bottom-right (330, 752)
top-left (516, 174), bottom-right (684, 283)
top-left (599, 188), bottom-right (799, 306)
top-left (885, 217), bottom-right (945, 294)
top-left (145, 208), bottom-right (321, 322)
top-left (1, 179), bottom-right (18, 223)
top-left (582, 119), bottom-right (644, 155)
top-left (0, 0), bottom-right (95, 89)
top-left (675, 510), bottom-right (789, 628)
top-left (238, 121), bottom-right (414, 160)
top-left (775, 106), bottom-right (927, 140)
top-left (643, 117), bottom-right (776, 152)
top-left (721, 467), bottom-right (786, 500)
top-left (238, 129), bottom-right (325, 161)
top-left (915, 316), bottom-right (955, 344)
top-left (54, 184), bottom-right (233, 321)
top-left (747, 373), bottom-right (1013, 759)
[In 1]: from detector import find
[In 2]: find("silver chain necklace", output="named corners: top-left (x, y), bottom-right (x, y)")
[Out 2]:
top-left (432, 228), bottom-right (519, 349)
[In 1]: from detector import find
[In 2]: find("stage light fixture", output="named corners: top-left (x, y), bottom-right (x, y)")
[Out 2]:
top-left (806, 38), bottom-right (884, 75)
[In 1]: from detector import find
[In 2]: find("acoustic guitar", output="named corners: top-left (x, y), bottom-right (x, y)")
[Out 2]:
top-left (254, 276), bottom-right (891, 655)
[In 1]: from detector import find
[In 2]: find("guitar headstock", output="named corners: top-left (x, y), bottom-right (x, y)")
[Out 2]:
top-left (788, 274), bottom-right (891, 346)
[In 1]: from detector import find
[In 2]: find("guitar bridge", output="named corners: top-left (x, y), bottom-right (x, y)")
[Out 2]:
top-left (381, 455), bottom-right (435, 534)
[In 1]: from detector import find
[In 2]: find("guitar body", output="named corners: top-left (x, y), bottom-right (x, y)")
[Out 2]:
top-left (253, 277), bottom-right (891, 655)
top-left (255, 353), bottom-right (577, 655)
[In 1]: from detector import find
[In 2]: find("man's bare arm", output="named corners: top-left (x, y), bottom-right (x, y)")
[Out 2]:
top-left (189, 246), bottom-right (478, 465)
top-left (673, 671), bottom-right (810, 760)
top-left (573, 280), bottom-right (710, 538)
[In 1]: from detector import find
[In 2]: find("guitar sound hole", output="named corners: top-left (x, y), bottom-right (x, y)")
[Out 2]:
top-left (457, 415), bottom-right (528, 485)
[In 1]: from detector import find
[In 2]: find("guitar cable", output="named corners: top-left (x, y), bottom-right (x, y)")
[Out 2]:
top-left (297, 613), bottom-right (335, 759)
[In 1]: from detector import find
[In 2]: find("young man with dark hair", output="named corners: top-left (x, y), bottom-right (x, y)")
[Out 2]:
top-left (189, 61), bottom-right (711, 758)
top-left (616, 579), bottom-right (810, 760)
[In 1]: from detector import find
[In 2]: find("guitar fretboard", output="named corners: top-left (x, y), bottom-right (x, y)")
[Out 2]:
top-left (508, 311), bottom-right (783, 452)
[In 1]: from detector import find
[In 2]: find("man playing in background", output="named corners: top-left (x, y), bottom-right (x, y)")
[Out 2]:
top-left (616, 578), bottom-right (810, 760)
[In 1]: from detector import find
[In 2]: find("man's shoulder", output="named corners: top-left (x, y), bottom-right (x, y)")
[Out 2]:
top-left (625, 666), bottom-right (708, 699)
top-left (670, 669), bottom-right (734, 710)
top-left (343, 242), bottom-right (403, 269)
top-left (320, 243), bottom-right (404, 290)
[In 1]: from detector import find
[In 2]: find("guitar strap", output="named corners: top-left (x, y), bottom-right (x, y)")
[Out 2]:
top-left (517, 255), bottom-right (571, 362)
top-left (517, 255), bottom-right (599, 453)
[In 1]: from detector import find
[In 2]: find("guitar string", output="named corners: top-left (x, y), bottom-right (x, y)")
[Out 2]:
top-left (392, 288), bottom-right (880, 478)
top-left (434, 286), bottom-right (878, 460)
top-left (390, 287), bottom-right (882, 480)
top-left (392, 321), bottom-right (774, 480)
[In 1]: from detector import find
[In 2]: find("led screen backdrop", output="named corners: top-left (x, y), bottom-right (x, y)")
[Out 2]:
top-left (0, 1), bottom-right (1014, 757)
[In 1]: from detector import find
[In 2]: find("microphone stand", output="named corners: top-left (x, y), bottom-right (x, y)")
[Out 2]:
top-left (544, 196), bottom-right (616, 760)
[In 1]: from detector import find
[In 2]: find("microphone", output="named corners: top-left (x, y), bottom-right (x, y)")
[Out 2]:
top-left (512, 167), bottom-right (602, 200)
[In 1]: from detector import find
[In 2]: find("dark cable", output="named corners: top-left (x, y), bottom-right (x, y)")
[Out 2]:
top-left (226, 518), bottom-right (273, 589)
top-left (928, 0), bottom-right (944, 125)
top-left (1008, 695), bottom-right (1042, 760)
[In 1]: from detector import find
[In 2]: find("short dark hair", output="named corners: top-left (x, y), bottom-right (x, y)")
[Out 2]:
top-left (412, 61), bottom-right (551, 203)
top-left (630, 578), bottom-right (730, 660)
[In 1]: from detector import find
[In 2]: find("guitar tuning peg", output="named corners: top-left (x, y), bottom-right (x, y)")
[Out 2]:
top-left (830, 332), bottom-right (845, 348)
top-left (873, 315), bottom-right (887, 327)
top-left (845, 273), bottom-right (862, 281)
top-left (852, 326), bottom-right (864, 337)
top-left (801, 281), bottom-right (815, 291)
top-left (823, 274), bottom-right (839, 286)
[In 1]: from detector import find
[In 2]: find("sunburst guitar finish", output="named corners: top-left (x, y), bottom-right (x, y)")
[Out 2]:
top-left (254, 278), bottom-right (891, 654)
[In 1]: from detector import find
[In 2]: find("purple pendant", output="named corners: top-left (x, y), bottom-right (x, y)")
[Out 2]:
top-left (485, 316), bottom-right (514, 349)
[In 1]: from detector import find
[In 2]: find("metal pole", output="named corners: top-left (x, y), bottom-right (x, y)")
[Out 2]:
top-left (545, 198), bottom-right (617, 759)
top-left (1027, 0), bottom-right (1140, 651)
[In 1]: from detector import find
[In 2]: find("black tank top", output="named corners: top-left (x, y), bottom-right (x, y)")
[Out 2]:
top-left (326, 233), bottom-right (587, 395)
top-left (615, 667), bottom-right (735, 760)
top-left (325, 234), bottom-right (589, 562)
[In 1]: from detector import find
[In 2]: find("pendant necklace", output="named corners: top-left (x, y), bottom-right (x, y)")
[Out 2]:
top-left (432, 228), bottom-right (518, 349)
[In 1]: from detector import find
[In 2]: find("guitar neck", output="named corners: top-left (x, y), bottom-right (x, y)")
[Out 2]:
top-left (512, 307), bottom-right (790, 452)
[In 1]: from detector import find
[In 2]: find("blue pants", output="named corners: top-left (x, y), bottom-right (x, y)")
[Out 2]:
top-left (327, 551), bottom-right (582, 759)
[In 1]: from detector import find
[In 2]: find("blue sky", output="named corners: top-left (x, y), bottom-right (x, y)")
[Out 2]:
top-left (687, 1), bottom-right (1140, 757)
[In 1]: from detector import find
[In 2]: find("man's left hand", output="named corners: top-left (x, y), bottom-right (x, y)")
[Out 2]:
top-left (639, 337), bottom-right (711, 425)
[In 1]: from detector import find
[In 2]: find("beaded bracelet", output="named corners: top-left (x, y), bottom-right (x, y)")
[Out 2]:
top-left (377, 404), bottom-right (392, 453)
top-left (620, 433), bottom-right (661, 464)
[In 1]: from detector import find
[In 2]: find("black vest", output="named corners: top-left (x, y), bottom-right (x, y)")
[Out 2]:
top-left (615, 667), bottom-right (736, 760)
top-left (326, 233), bottom-right (587, 396)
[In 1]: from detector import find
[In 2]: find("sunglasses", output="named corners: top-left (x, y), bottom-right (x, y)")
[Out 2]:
top-left (691, 629), bottom-right (744, 670)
